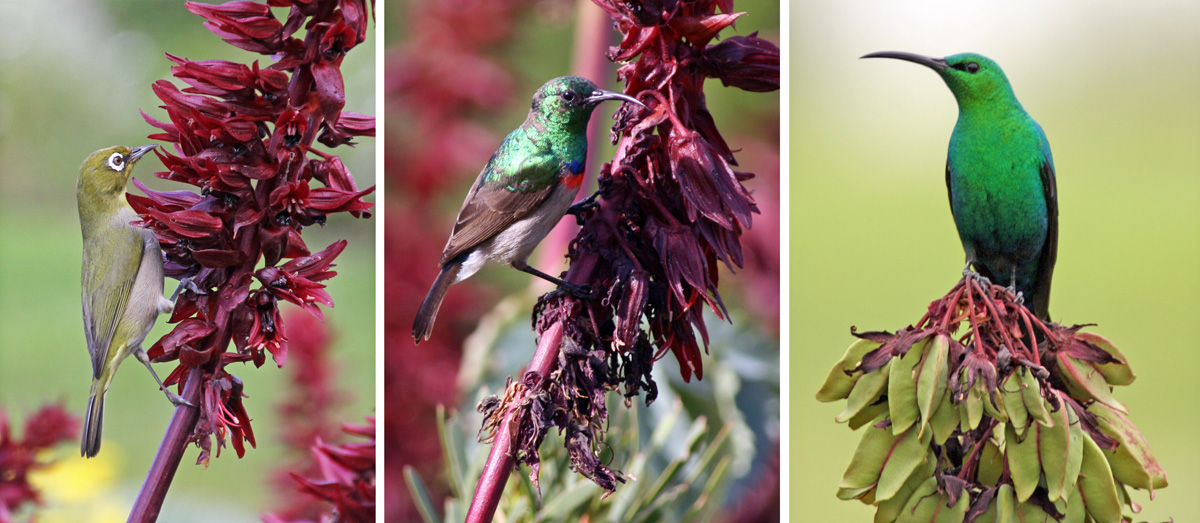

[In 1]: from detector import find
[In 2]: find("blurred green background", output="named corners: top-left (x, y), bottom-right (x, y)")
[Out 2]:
top-left (0, 1), bottom-right (375, 521)
top-left (791, 1), bottom-right (1200, 521)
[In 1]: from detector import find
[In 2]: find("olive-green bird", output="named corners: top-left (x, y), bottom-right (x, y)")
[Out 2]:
top-left (77, 145), bottom-right (189, 458)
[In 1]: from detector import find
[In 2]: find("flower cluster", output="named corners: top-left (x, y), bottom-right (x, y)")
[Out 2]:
top-left (264, 417), bottom-right (376, 523)
top-left (132, 0), bottom-right (374, 464)
top-left (819, 277), bottom-right (1166, 522)
top-left (0, 405), bottom-right (78, 522)
top-left (479, 0), bottom-right (779, 494)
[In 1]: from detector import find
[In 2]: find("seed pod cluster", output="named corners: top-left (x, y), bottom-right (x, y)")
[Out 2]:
top-left (817, 277), bottom-right (1166, 522)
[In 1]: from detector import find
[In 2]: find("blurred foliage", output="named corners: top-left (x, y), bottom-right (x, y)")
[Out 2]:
top-left (791, 1), bottom-right (1200, 521)
top-left (406, 306), bottom-right (778, 521)
top-left (0, 0), bottom-right (375, 519)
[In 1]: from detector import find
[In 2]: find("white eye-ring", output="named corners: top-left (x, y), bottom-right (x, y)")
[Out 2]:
top-left (107, 152), bottom-right (126, 171)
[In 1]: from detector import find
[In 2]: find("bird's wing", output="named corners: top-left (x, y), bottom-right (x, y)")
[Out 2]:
top-left (439, 147), bottom-right (563, 265)
top-left (1032, 131), bottom-right (1058, 320)
top-left (82, 227), bottom-right (145, 379)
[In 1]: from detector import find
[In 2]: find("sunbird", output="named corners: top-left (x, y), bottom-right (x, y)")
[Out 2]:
top-left (77, 145), bottom-right (189, 458)
top-left (863, 52), bottom-right (1058, 320)
top-left (413, 76), bottom-right (643, 342)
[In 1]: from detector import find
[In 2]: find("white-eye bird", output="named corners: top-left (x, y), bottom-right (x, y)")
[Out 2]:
top-left (77, 145), bottom-right (188, 458)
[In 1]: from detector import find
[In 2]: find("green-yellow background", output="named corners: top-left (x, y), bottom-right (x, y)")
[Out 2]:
top-left (0, 1), bottom-right (375, 521)
top-left (791, 1), bottom-right (1200, 520)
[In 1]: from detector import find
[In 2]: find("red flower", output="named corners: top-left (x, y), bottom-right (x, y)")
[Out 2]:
top-left (131, 0), bottom-right (374, 471)
top-left (0, 405), bottom-right (80, 517)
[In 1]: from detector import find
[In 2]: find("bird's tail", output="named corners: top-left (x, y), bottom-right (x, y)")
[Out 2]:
top-left (413, 260), bottom-right (463, 343)
top-left (81, 378), bottom-right (107, 458)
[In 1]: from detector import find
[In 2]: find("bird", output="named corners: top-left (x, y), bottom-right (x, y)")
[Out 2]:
top-left (412, 76), bottom-right (644, 343)
top-left (863, 52), bottom-right (1058, 320)
top-left (77, 145), bottom-right (189, 458)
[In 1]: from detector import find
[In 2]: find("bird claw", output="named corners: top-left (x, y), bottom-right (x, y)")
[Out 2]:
top-left (552, 281), bottom-right (595, 300)
top-left (165, 391), bottom-right (194, 409)
top-left (962, 267), bottom-right (993, 290)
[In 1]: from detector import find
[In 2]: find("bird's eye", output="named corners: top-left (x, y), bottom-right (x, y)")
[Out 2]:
top-left (560, 91), bottom-right (576, 102)
top-left (965, 62), bottom-right (980, 74)
top-left (107, 152), bottom-right (126, 171)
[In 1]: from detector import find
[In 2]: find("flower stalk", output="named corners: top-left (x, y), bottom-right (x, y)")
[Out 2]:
top-left (125, 0), bottom-right (374, 519)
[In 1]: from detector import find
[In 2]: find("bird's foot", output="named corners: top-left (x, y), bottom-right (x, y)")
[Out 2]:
top-left (962, 266), bottom-right (993, 290)
top-left (515, 263), bottom-right (596, 300)
top-left (164, 390), bottom-right (194, 408)
top-left (1010, 289), bottom-right (1025, 307)
top-left (565, 192), bottom-right (600, 225)
top-left (558, 281), bottom-right (595, 300)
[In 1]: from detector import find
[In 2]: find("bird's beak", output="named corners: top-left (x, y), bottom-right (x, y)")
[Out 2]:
top-left (128, 144), bottom-right (156, 163)
top-left (587, 89), bottom-right (646, 108)
top-left (861, 51), bottom-right (947, 71)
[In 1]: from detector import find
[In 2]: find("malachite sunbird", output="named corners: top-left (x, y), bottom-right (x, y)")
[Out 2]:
top-left (863, 52), bottom-right (1058, 320)
top-left (412, 76), bottom-right (643, 343)
top-left (77, 145), bottom-right (189, 458)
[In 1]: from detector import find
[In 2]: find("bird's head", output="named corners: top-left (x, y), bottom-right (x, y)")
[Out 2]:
top-left (530, 76), bottom-right (644, 132)
top-left (862, 51), bottom-right (1018, 109)
top-left (77, 145), bottom-right (156, 201)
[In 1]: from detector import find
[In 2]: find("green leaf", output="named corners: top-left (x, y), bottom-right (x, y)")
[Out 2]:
top-left (818, 338), bottom-right (883, 402)
top-left (874, 449), bottom-right (936, 523)
top-left (875, 425), bottom-right (933, 502)
top-left (1019, 368), bottom-right (1053, 427)
top-left (928, 380), bottom-right (959, 446)
top-left (1000, 372), bottom-right (1029, 438)
top-left (1039, 391), bottom-right (1076, 502)
top-left (1078, 431), bottom-right (1122, 523)
top-left (1005, 417), bottom-right (1041, 502)
top-left (838, 412), bottom-right (894, 498)
top-left (1056, 354), bottom-right (1128, 414)
top-left (1088, 402), bottom-right (1169, 491)
top-left (889, 337), bottom-right (928, 435)
top-left (403, 466), bottom-right (440, 523)
top-left (915, 334), bottom-right (950, 439)
top-left (1074, 331), bottom-right (1135, 386)
top-left (837, 360), bottom-right (892, 424)
top-left (896, 476), bottom-right (938, 523)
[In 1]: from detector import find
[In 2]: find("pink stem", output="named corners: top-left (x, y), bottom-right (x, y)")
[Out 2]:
top-left (465, 321), bottom-right (565, 523)
top-left (127, 368), bottom-right (204, 523)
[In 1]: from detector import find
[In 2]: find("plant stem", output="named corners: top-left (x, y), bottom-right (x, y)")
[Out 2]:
top-left (127, 368), bottom-right (204, 523)
top-left (465, 321), bottom-right (565, 523)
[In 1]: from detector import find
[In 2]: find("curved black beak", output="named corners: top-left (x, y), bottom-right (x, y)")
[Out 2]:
top-left (587, 89), bottom-right (646, 108)
top-left (861, 51), bottom-right (947, 71)
top-left (128, 144), bottom-right (156, 163)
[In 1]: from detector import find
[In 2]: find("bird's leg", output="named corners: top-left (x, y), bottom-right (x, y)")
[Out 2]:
top-left (1006, 268), bottom-right (1024, 306)
top-left (961, 261), bottom-right (993, 290)
top-left (134, 347), bottom-right (193, 408)
top-left (512, 260), bottom-right (593, 299)
top-left (565, 192), bottom-right (600, 225)
top-left (170, 276), bottom-right (205, 302)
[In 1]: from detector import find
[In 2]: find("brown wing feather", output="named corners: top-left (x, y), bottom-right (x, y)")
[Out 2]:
top-left (439, 151), bottom-right (563, 265)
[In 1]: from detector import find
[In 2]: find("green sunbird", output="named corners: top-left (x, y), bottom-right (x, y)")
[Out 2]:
top-left (77, 145), bottom-right (188, 458)
top-left (864, 52), bottom-right (1058, 320)
top-left (412, 76), bottom-right (643, 343)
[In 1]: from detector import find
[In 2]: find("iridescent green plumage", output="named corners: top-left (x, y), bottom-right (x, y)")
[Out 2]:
top-left (865, 52), bottom-right (1058, 319)
top-left (413, 76), bottom-right (643, 342)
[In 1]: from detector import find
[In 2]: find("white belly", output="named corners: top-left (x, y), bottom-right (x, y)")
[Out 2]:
top-left (455, 183), bottom-right (577, 282)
